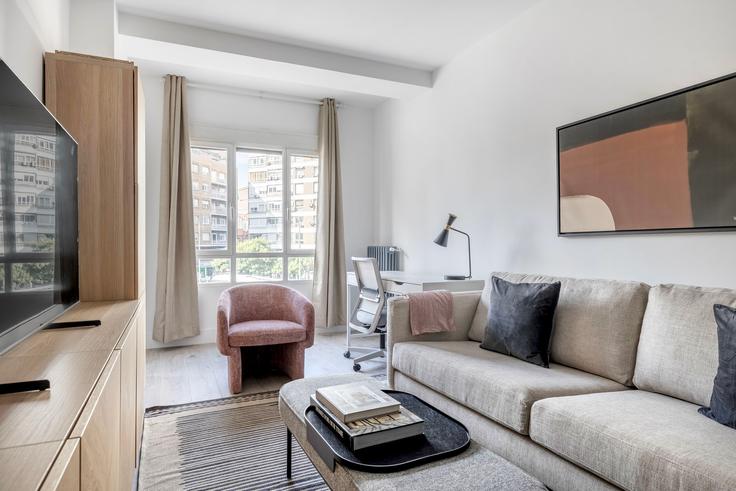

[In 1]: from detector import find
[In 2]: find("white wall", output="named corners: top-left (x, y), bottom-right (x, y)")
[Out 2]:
top-left (374, 0), bottom-right (736, 289)
top-left (68, 0), bottom-right (116, 58)
top-left (142, 75), bottom-right (375, 346)
top-left (0, 0), bottom-right (70, 97)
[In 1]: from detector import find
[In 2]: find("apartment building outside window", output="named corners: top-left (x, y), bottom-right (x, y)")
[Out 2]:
top-left (1, 133), bottom-right (58, 292)
top-left (191, 144), bottom-right (319, 284)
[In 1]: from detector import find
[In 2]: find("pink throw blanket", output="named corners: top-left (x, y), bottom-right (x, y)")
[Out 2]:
top-left (408, 290), bottom-right (456, 335)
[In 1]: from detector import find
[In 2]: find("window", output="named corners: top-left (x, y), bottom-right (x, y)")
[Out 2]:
top-left (191, 143), bottom-right (318, 284)
top-left (289, 154), bottom-right (319, 251)
top-left (191, 147), bottom-right (228, 263)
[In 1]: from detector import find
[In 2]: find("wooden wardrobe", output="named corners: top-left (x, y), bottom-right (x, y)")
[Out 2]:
top-left (44, 51), bottom-right (145, 302)
top-left (10, 51), bottom-right (150, 490)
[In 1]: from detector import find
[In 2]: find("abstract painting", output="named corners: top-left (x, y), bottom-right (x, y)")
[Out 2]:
top-left (557, 73), bottom-right (736, 235)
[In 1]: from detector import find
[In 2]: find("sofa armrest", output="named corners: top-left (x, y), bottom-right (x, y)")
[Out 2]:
top-left (386, 290), bottom-right (481, 388)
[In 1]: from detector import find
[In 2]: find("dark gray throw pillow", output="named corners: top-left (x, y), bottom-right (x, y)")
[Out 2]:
top-left (480, 276), bottom-right (561, 368)
top-left (699, 304), bottom-right (736, 429)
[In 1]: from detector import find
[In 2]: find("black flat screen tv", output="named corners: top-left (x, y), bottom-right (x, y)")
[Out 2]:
top-left (0, 59), bottom-right (79, 353)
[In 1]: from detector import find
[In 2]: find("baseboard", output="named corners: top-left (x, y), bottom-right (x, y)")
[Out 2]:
top-left (317, 325), bottom-right (345, 335)
top-left (147, 327), bottom-right (217, 349)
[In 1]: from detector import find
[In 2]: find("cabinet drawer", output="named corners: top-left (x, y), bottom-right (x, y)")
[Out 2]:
top-left (383, 280), bottom-right (422, 295)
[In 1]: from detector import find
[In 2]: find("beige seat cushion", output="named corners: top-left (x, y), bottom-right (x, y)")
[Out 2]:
top-left (468, 272), bottom-right (649, 386)
top-left (392, 341), bottom-right (627, 434)
top-left (633, 284), bottom-right (736, 406)
top-left (530, 390), bottom-right (736, 491)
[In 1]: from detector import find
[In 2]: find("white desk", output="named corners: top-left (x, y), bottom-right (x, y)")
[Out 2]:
top-left (344, 272), bottom-right (484, 369)
top-left (346, 271), bottom-right (485, 323)
top-left (347, 271), bottom-right (484, 295)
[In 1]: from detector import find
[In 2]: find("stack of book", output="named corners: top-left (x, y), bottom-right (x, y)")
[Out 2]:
top-left (311, 382), bottom-right (425, 452)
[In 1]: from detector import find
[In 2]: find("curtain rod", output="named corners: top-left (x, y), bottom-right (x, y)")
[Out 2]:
top-left (170, 79), bottom-right (341, 107)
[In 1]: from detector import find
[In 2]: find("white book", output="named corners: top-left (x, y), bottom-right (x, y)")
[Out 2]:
top-left (315, 382), bottom-right (400, 423)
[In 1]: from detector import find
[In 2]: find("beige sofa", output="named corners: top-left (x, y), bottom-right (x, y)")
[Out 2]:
top-left (386, 272), bottom-right (736, 491)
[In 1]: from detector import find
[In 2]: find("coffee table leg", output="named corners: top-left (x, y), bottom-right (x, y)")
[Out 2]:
top-left (286, 428), bottom-right (292, 479)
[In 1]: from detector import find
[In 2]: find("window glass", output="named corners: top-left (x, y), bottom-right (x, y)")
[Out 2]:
top-left (236, 257), bottom-right (283, 282)
top-left (290, 154), bottom-right (319, 251)
top-left (288, 256), bottom-right (314, 281)
top-left (197, 257), bottom-right (231, 284)
top-left (236, 149), bottom-right (283, 253)
top-left (191, 146), bottom-right (228, 252)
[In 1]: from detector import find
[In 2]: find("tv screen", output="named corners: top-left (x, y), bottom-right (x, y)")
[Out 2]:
top-left (0, 59), bottom-right (79, 353)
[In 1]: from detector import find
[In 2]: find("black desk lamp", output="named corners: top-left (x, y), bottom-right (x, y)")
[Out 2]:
top-left (433, 213), bottom-right (472, 280)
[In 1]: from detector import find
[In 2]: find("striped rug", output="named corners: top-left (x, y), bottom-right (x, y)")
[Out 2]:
top-left (138, 391), bottom-right (326, 491)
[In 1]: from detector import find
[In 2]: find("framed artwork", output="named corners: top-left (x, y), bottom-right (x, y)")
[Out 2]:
top-left (557, 72), bottom-right (736, 235)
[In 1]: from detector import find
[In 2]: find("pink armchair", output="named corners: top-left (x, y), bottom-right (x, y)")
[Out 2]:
top-left (216, 284), bottom-right (315, 394)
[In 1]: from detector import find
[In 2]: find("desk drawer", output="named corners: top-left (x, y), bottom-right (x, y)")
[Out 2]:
top-left (383, 280), bottom-right (422, 295)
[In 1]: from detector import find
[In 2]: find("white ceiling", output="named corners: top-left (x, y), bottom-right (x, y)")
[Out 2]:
top-left (116, 0), bottom-right (538, 71)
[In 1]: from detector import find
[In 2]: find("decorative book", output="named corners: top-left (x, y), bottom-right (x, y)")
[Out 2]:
top-left (310, 395), bottom-right (424, 451)
top-left (316, 382), bottom-right (401, 423)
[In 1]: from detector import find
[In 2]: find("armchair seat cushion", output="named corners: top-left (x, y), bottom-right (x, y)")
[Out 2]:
top-left (392, 341), bottom-right (627, 434)
top-left (228, 320), bottom-right (306, 347)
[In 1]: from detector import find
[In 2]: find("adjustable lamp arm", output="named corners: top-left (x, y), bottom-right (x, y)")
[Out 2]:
top-left (448, 227), bottom-right (472, 279)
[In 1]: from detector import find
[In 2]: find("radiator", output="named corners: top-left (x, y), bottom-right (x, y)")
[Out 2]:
top-left (367, 245), bottom-right (400, 271)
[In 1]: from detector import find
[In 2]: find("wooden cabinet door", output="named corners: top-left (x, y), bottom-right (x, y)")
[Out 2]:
top-left (117, 321), bottom-right (137, 489)
top-left (135, 298), bottom-right (146, 462)
top-left (44, 52), bottom-right (138, 301)
top-left (41, 439), bottom-right (80, 491)
top-left (71, 352), bottom-right (121, 490)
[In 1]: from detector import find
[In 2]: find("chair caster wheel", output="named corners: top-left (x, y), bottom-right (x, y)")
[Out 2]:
top-left (343, 351), bottom-right (351, 358)
top-left (353, 364), bottom-right (361, 372)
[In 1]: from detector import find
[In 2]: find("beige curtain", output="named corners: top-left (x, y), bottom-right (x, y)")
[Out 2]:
top-left (153, 75), bottom-right (200, 342)
top-left (312, 98), bottom-right (347, 328)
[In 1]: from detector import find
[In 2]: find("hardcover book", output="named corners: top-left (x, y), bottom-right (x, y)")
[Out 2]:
top-left (310, 395), bottom-right (424, 451)
top-left (315, 382), bottom-right (401, 422)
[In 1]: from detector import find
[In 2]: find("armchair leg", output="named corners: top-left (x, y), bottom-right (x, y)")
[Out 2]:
top-left (276, 343), bottom-right (305, 380)
top-left (227, 348), bottom-right (243, 394)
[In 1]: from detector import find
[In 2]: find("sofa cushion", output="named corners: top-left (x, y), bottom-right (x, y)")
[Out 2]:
top-left (700, 304), bottom-right (736, 429)
top-left (469, 272), bottom-right (649, 386)
top-left (481, 276), bottom-right (561, 367)
top-left (228, 320), bottom-right (306, 346)
top-left (530, 390), bottom-right (736, 491)
top-left (392, 340), bottom-right (627, 434)
top-left (633, 284), bottom-right (736, 406)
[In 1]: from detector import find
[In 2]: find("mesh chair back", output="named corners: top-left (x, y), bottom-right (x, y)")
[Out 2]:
top-left (350, 257), bottom-right (386, 331)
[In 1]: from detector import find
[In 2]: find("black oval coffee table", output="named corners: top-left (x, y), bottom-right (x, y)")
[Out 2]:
top-left (305, 390), bottom-right (471, 472)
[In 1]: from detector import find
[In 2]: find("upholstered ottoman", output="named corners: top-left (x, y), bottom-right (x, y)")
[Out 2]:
top-left (278, 374), bottom-right (547, 490)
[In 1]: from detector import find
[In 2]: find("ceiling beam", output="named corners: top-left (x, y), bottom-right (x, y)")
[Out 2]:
top-left (117, 12), bottom-right (432, 99)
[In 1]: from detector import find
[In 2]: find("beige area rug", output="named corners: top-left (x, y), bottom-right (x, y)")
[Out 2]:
top-left (138, 391), bottom-right (327, 491)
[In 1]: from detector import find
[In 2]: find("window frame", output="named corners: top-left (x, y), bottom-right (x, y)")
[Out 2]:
top-left (191, 139), bottom-right (318, 285)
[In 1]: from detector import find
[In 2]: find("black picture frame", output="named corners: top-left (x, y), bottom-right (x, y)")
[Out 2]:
top-left (556, 70), bottom-right (736, 237)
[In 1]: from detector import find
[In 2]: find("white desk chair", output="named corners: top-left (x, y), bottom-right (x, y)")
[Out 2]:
top-left (344, 257), bottom-right (387, 371)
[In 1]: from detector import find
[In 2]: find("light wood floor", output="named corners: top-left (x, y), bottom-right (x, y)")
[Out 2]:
top-left (145, 332), bottom-right (386, 408)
